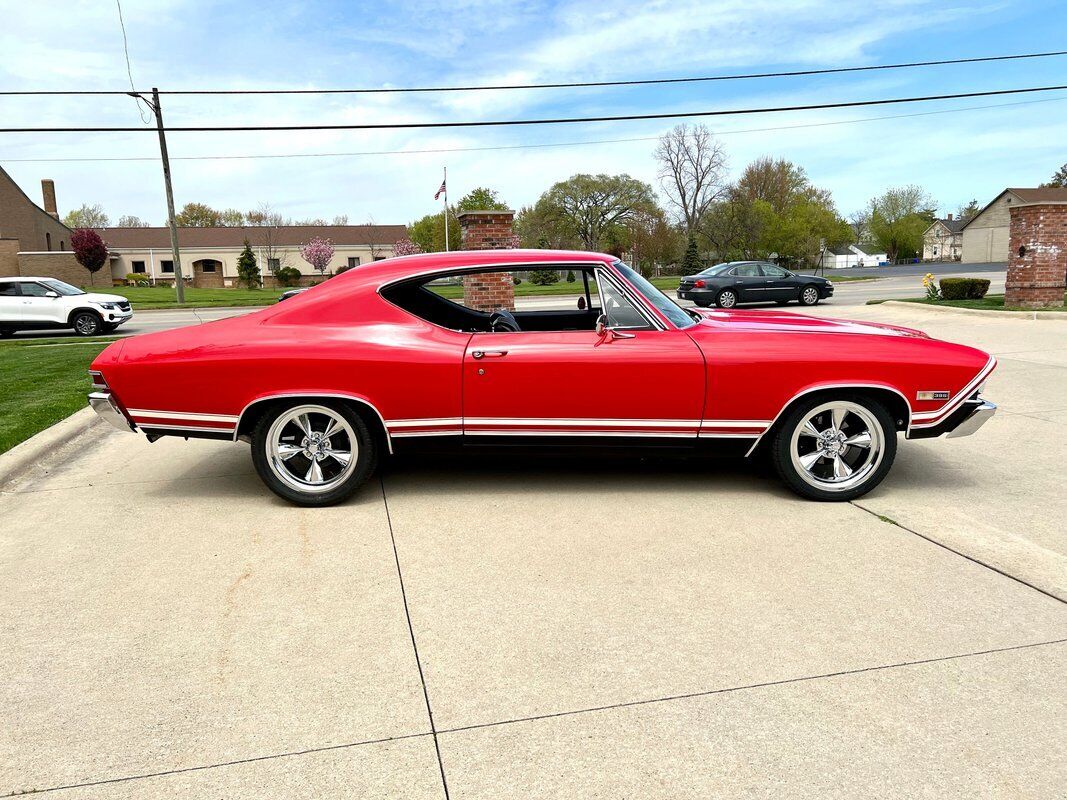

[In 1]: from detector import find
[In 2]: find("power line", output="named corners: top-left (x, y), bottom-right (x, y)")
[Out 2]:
top-left (0, 50), bottom-right (1064, 96)
top-left (114, 0), bottom-right (152, 124)
top-left (2, 84), bottom-right (1065, 133)
top-left (3, 95), bottom-right (1063, 164)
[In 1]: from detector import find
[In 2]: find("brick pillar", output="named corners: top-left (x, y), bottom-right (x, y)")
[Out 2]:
top-left (1006, 203), bottom-right (1067, 309)
top-left (41, 179), bottom-right (59, 219)
top-left (459, 210), bottom-right (516, 312)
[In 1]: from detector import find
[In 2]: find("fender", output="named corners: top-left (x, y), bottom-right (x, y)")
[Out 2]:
top-left (234, 391), bottom-right (393, 453)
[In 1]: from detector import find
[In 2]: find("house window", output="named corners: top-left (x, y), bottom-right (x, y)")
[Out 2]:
top-left (132, 260), bottom-right (146, 273)
top-left (373, 256), bottom-right (387, 261)
top-left (60, 240), bottom-right (65, 250)
top-left (347, 256), bottom-right (360, 268)
top-left (161, 260), bottom-right (174, 274)
top-left (46, 233), bottom-right (52, 251)
top-left (268, 258), bottom-right (280, 271)
top-left (200, 260), bottom-right (217, 273)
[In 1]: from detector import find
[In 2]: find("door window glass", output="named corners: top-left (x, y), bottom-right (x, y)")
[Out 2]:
top-left (598, 274), bottom-right (652, 330)
top-left (732, 264), bottom-right (761, 277)
top-left (760, 264), bottom-right (788, 278)
top-left (0, 283), bottom-right (19, 296)
top-left (20, 282), bottom-right (52, 297)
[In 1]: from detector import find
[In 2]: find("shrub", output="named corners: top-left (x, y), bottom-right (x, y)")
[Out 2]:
top-left (939, 277), bottom-right (991, 300)
top-left (566, 269), bottom-right (576, 283)
top-left (125, 272), bottom-right (150, 285)
top-left (275, 266), bottom-right (302, 287)
top-left (529, 269), bottom-right (560, 285)
top-left (513, 276), bottom-right (522, 285)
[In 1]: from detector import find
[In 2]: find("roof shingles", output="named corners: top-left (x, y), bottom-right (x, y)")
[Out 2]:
top-left (94, 224), bottom-right (406, 249)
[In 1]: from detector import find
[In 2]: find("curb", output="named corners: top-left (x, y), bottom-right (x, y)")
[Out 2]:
top-left (133, 305), bottom-right (269, 314)
top-left (0, 406), bottom-right (102, 489)
top-left (878, 300), bottom-right (1067, 320)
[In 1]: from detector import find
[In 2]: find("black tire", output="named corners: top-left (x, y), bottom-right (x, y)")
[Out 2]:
top-left (694, 299), bottom-right (711, 308)
top-left (101, 323), bottom-right (119, 333)
top-left (798, 285), bottom-right (820, 306)
top-left (71, 310), bottom-right (102, 336)
top-left (775, 300), bottom-right (790, 306)
top-left (716, 289), bottom-right (738, 309)
top-left (0, 328), bottom-right (15, 338)
top-left (250, 400), bottom-right (377, 506)
top-left (771, 393), bottom-right (897, 502)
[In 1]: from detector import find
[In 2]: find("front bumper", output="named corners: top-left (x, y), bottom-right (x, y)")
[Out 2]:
top-left (102, 309), bottom-right (133, 326)
top-left (946, 400), bottom-right (997, 438)
top-left (88, 391), bottom-right (136, 433)
top-left (820, 284), bottom-right (835, 298)
top-left (909, 397), bottom-right (997, 439)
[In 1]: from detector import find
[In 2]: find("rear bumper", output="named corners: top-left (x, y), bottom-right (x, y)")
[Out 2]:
top-left (88, 391), bottom-right (136, 433)
top-left (908, 397), bottom-right (996, 439)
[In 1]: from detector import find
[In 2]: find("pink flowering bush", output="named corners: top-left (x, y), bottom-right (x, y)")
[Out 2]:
top-left (300, 236), bottom-right (334, 275)
top-left (392, 237), bottom-right (423, 257)
top-left (70, 228), bottom-right (109, 286)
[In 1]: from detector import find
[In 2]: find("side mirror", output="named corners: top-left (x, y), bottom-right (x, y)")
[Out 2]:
top-left (595, 313), bottom-right (608, 337)
top-left (45, 291), bottom-right (59, 298)
top-left (577, 296), bottom-right (587, 311)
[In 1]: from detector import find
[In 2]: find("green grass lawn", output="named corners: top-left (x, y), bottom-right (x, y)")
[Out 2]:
top-left (868, 292), bottom-right (1067, 312)
top-left (114, 286), bottom-right (280, 309)
top-left (0, 337), bottom-right (119, 455)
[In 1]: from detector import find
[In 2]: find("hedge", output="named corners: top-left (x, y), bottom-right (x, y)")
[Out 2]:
top-left (939, 277), bottom-right (991, 300)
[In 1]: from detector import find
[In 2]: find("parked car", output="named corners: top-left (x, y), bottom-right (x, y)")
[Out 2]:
top-left (87, 250), bottom-right (996, 506)
top-left (0, 277), bottom-right (133, 337)
top-left (277, 288), bottom-right (307, 302)
top-left (677, 261), bottom-right (834, 308)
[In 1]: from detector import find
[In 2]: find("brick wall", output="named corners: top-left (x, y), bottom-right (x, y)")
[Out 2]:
top-left (459, 210), bottom-right (516, 312)
top-left (0, 238), bottom-right (19, 277)
top-left (1006, 204), bottom-right (1067, 308)
top-left (17, 251), bottom-right (107, 289)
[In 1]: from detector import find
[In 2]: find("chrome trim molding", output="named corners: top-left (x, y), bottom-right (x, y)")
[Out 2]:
top-left (234, 393), bottom-right (394, 454)
top-left (139, 422), bottom-right (236, 433)
top-left (946, 400), bottom-right (997, 438)
top-left (463, 417), bottom-right (698, 428)
top-left (464, 430), bottom-right (695, 438)
top-left (128, 408), bottom-right (240, 423)
top-left (910, 356), bottom-right (997, 428)
top-left (88, 391), bottom-right (136, 433)
top-left (386, 417), bottom-right (463, 429)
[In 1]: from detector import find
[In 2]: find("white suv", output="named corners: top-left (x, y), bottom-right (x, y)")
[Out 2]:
top-left (0, 277), bottom-right (133, 337)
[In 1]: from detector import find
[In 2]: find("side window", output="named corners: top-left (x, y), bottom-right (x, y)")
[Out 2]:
top-left (598, 274), bottom-right (652, 330)
top-left (734, 264), bottom-right (761, 277)
top-left (0, 283), bottom-right (19, 296)
top-left (20, 282), bottom-right (51, 297)
top-left (760, 264), bottom-right (788, 278)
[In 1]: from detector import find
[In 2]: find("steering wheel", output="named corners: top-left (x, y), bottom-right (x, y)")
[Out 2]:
top-left (489, 309), bottom-right (521, 332)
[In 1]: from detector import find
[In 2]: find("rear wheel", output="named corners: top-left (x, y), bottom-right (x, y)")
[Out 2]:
top-left (799, 285), bottom-right (820, 306)
top-left (250, 402), bottom-right (377, 506)
top-left (772, 394), bottom-right (896, 501)
top-left (71, 311), bottom-right (102, 336)
top-left (0, 328), bottom-right (15, 338)
top-left (716, 289), bottom-right (738, 309)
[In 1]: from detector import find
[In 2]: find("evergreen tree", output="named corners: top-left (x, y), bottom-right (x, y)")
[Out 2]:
top-left (681, 235), bottom-right (702, 275)
top-left (236, 240), bottom-right (261, 288)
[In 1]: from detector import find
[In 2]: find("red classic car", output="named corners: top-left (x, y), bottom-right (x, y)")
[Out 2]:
top-left (88, 250), bottom-right (996, 506)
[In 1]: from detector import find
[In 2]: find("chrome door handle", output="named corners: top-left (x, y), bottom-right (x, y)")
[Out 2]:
top-left (472, 350), bottom-right (508, 359)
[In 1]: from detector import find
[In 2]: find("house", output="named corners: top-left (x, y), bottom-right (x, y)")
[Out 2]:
top-left (819, 243), bottom-right (887, 269)
top-left (100, 224), bottom-right (406, 288)
top-left (922, 214), bottom-right (964, 261)
top-left (960, 187), bottom-right (1067, 263)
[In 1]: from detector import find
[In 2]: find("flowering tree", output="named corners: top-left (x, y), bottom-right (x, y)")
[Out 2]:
top-left (70, 228), bottom-right (109, 286)
top-left (300, 236), bottom-right (334, 276)
top-left (392, 237), bottom-right (423, 257)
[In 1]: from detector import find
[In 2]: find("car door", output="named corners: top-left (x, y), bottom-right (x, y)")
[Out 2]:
top-left (461, 270), bottom-right (705, 441)
top-left (18, 281), bottom-right (65, 325)
top-left (730, 263), bottom-right (766, 302)
top-left (0, 282), bottom-right (21, 323)
top-left (758, 264), bottom-right (798, 302)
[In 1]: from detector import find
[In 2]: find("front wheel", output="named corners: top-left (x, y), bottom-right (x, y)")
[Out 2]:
top-left (716, 289), bottom-right (738, 309)
top-left (771, 395), bottom-right (896, 501)
top-left (799, 285), bottom-right (820, 306)
top-left (0, 328), bottom-right (15, 338)
top-left (250, 401), bottom-right (377, 506)
top-left (72, 311), bottom-right (102, 336)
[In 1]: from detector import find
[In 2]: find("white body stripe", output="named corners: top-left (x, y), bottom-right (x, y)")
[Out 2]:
top-left (137, 422), bottom-right (236, 433)
top-left (128, 409), bottom-right (240, 423)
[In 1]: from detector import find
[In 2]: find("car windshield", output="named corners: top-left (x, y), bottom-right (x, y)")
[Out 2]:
top-left (41, 279), bottom-right (85, 296)
top-left (612, 261), bottom-right (697, 329)
top-left (698, 263), bottom-right (733, 276)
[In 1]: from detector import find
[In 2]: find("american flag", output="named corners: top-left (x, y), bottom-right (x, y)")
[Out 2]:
top-left (434, 179), bottom-right (447, 200)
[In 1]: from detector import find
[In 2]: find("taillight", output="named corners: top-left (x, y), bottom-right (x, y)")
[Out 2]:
top-left (694, 279), bottom-right (706, 288)
top-left (89, 370), bottom-right (108, 389)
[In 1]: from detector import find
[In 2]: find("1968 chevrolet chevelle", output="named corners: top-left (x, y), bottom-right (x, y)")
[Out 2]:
top-left (88, 250), bottom-right (996, 506)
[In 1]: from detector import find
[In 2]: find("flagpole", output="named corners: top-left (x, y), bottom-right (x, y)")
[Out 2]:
top-left (442, 166), bottom-right (449, 252)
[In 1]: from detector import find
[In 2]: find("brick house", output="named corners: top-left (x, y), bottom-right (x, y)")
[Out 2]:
top-left (960, 187), bottom-right (1067, 263)
top-left (922, 214), bottom-right (964, 261)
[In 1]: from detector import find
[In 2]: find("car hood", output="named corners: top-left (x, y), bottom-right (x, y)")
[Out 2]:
top-left (690, 308), bottom-right (929, 338)
top-left (83, 292), bottom-right (128, 304)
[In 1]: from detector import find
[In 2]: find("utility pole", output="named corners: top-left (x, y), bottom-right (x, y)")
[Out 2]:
top-left (147, 87), bottom-right (184, 304)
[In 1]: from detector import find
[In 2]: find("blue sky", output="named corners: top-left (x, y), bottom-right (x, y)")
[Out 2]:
top-left (1, 0), bottom-right (1065, 227)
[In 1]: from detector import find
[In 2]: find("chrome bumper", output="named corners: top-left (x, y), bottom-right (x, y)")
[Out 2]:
top-left (946, 400), bottom-right (996, 439)
top-left (88, 391), bottom-right (136, 433)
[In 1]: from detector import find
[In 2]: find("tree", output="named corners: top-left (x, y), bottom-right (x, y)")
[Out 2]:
top-left (63, 204), bottom-right (109, 228)
top-left (1040, 163), bottom-right (1067, 188)
top-left (70, 228), bottom-right (108, 286)
top-left (531, 173), bottom-right (657, 250)
top-left (680, 235), bottom-right (702, 275)
top-left (175, 202), bottom-right (222, 227)
top-left (529, 269), bottom-right (560, 285)
top-left (219, 208), bottom-right (245, 226)
top-left (628, 207), bottom-right (683, 275)
top-left (955, 199), bottom-right (981, 222)
top-left (654, 124), bottom-right (728, 233)
top-left (456, 187), bottom-right (509, 212)
top-left (735, 157), bottom-right (809, 215)
top-left (235, 240), bottom-right (260, 288)
top-left (392, 237), bottom-right (423, 257)
top-left (514, 203), bottom-right (579, 250)
top-left (867, 185), bottom-right (937, 262)
top-left (300, 236), bottom-right (334, 276)
top-left (408, 207), bottom-right (461, 252)
top-left (246, 203), bottom-right (285, 226)
top-left (332, 214), bottom-right (349, 225)
top-left (115, 214), bottom-right (150, 227)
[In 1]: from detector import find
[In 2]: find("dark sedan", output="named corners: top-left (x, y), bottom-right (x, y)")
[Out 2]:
top-left (677, 261), bottom-right (834, 308)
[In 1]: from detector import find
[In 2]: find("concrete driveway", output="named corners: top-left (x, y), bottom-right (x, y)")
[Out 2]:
top-left (1, 304), bottom-right (1064, 798)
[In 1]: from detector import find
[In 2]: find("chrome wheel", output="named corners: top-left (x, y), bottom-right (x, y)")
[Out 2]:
top-left (265, 404), bottom-right (358, 495)
top-left (800, 286), bottom-right (819, 305)
top-left (718, 290), bottom-right (737, 308)
top-left (789, 401), bottom-right (884, 493)
top-left (73, 313), bottom-right (100, 336)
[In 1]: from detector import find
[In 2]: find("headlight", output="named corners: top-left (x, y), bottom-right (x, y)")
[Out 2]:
top-left (97, 302), bottom-right (119, 310)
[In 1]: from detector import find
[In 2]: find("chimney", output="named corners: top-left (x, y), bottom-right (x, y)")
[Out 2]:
top-left (41, 179), bottom-right (59, 219)
top-left (946, 213), bottom-right (953, 221)
top-left (459, 209), bottom-right (517, 312)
